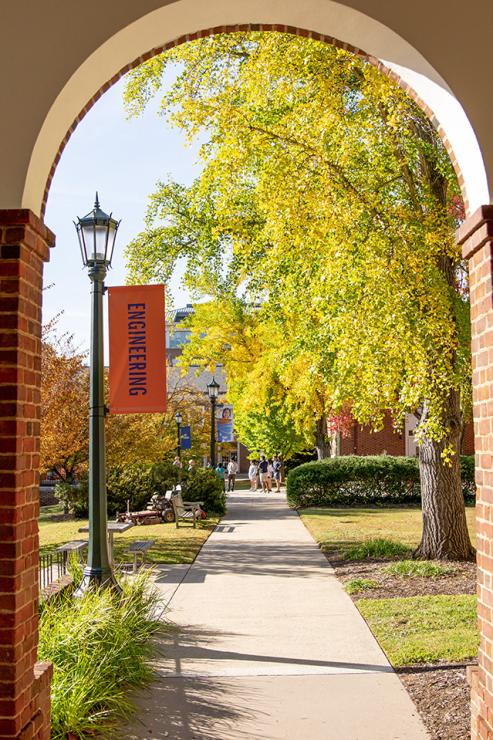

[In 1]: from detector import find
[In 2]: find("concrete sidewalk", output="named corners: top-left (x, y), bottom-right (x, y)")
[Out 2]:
top-left (126, 492), bottom-right (428, 739)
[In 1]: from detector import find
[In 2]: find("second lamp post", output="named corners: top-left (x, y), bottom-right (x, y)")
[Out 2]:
top-left (207, 377), bottom-right (219, 468)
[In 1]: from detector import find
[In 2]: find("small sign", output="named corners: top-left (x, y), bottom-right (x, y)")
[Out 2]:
top-left (108, 285), bottom-right (166, 414)
top-left (180, 425), bottom-right (191, 450)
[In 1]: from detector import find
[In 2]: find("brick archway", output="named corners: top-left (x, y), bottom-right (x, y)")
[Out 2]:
top-left (40, 24), bottom-right (470, 218)
top-left (1, 20), bottom-right (492, 740)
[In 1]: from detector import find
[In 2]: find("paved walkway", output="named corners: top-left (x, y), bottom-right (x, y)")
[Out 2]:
top-left (126, 492), bottom-right (428, 739)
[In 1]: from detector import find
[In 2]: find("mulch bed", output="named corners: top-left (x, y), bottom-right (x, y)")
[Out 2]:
top-left (325, 552), bottom-right (476, 600)
top-left (398, 662), bottom-right (474, 740)
top-left (326, 550), bottom-right (477, 739)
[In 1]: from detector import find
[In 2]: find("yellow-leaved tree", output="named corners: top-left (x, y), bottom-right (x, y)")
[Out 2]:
top-left (124, 32), bottom-right (473, 560)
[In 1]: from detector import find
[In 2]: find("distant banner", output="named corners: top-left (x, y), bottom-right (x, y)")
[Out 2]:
top-left (216, 404), bottom-right (234, 442)
top-left (180, 425), bottom-right (191, 450)
top-left (108, 285), bottom-right (166, 414)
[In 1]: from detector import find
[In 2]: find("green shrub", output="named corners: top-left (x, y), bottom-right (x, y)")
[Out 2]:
top-left (57, 459), bottom-right (227, 518)
top-left (460, 455), bottom-right (476, 498)
top-left (345, 578), bottom-right (379, 594)
top-left (384, 560), bottom-right (455, 578)
top-left (38, 570), bottom-right (164, 739)
top-left (151, 460), bottom-right (181, 491)
top-left (183, 467), bottom-right (227, 514)
top-left (106, 463), bottom-right (158, 516)
top-left (54, 479), bottom-right (88, 518)
top-left (342, 538), bottom-right (411, 560)
top-left (54, 464), bottom-right (158, 518)
top-left (287, 455), bottom-right (475, 508)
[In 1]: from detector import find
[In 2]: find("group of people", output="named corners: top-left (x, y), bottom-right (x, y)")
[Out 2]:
top-left (248, 454), bottom-right (282, 493)
top-left (174, 452), bottom-right (282, 494)
top-left (214, 454), bottom-right (283, 493)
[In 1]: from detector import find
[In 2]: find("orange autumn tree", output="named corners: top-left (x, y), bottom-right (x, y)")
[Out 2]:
top-left (40, 322), bottom-right (89, 481)
top-left (41, 319), bottom-right (210, 481)
top-left (105, 380), bottom-right (209, 467)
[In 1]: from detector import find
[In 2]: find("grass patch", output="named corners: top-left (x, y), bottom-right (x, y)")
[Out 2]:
top-left (38, 570), bottom-right (164, 739)
top-left (300, 506), bottom-right (476, 553)
top-left (384, 560), bottom-right (455, 578)
top-left (342, 538), bottom-right (411, 560)
top-left (39, 506), bottom-right (219, 564)
top-left (358, 594), bottom-right (478, 666)
top-left (344, 578), bottom-right (379, 595)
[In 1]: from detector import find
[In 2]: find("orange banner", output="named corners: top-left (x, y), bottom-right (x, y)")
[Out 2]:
top-left (108, 285), bottom-right (166, 414)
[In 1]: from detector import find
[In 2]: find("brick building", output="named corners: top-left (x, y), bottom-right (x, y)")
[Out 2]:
top-left (341, 413), bottom-right (475, 457)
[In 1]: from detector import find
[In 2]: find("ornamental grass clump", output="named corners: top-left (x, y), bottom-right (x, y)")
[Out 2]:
top-left (342, 538), bottom-right (411, 561)
top-left (384, 560), bottom-right (455, 578)
top-left (38, 570), bottom-right (164, 740)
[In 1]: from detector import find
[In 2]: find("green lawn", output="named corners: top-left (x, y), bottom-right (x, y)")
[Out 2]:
top-left (300, 506), bottom-right (476, 553)
top-left (39, 505), bottom-right (219, 564)
top-left (358, 594), bottom-right (479, 666)
top-left (300, 506), bottom-right (478, 668)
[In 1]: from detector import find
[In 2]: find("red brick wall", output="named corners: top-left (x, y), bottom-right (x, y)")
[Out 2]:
top-left (0, 210), bottom-right (53, 739)
top-left (463, 421), bottom-right (476, 455)
top-left (340, 414), bottom-right (474, 457)
top-left (340, 413), bottom-right (406, 456)
top-left (458, 206), bottom-right (493, 740)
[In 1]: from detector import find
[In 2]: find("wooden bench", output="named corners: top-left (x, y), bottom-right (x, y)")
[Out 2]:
top-left (128, 540), bottom-right (155, 573)
top-left (171, 494), bottom-right (203, 528)
top-left (56, 540), bottom-right (87, 567)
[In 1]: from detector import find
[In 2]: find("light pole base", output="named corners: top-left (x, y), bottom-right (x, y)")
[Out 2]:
top-left (73, 566), bottom-right (122, 597)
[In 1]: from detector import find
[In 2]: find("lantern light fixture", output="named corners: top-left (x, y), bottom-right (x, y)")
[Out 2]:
top-left (75, 193), bottom-right (120, 267)
top-left (207, 377), bottom-right (220, 399)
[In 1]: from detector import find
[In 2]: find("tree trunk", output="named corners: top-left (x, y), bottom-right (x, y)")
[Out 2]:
top-left (315, 416), bottom-right (331, 460)
top-left (414, 390), bottom-right (475, 561)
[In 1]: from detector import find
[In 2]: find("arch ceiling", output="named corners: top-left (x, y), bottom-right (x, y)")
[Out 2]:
top-left (0, 0), bottom-right (488, 215)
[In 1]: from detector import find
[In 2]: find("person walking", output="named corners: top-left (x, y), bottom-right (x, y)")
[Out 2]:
top-left (248, 460), bottom-right (259, 491)
top-left (215, 461), bottom-right (226, 491)
top-left (227, 457), bottom-right (238, 492)
top-left (258, 455), bottom-right (269, 493)
top-left (272, 454), bottom-right (282, 493)
top-left (267, 459), bottom-right (274, 492)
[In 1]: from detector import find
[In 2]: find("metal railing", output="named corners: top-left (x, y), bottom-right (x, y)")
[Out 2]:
top-left (39, 552), bottom-right (66, 591)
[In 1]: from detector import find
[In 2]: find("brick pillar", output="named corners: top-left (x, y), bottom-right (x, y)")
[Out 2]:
top-left (0, 211), bottom-right (53, 739)
top-left (458, 206), bottom-right (493, 740)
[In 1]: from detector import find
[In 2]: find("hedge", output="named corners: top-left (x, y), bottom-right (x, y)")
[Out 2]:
top-left (55, 461), bottom-right (227, 517)
top-left (286, 455), bottom-right (476, 508)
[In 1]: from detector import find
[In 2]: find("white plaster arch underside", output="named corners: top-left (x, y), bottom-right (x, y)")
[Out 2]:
top-left (23, 0), bottom-right (489, 216)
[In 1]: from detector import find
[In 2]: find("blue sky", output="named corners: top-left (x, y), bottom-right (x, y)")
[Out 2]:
top-left (43, 73), bottom-right (198, 354)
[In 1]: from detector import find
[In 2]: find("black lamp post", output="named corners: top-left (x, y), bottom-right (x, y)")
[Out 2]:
top-left (175, 411), bottom-right (183, 459)
top-left (74, 194), bottom-right (120, 594)
top-left (207, 377), bottom-right (219, 467)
